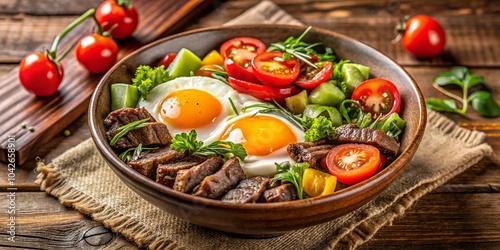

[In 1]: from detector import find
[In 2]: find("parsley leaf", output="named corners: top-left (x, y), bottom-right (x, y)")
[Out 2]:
top-left (132, 65), bottom-right (172, 99)
top-left (273, 161), bottom-right (310, 199)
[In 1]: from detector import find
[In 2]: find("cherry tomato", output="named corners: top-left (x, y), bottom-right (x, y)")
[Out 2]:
top-left (295, 61), bottom-right (333, 89)
top-left (95, 0), bottom-right (139, 39)
top-left (400, 15), bottom-right (446, 58)
top-left (351, 78), bottom-right (401, 120)
top-left (195, 64), bottom-right (224, 78)
top-left (158, 53), bottom-right (177, 68)
top-left (220, 37), bottom-right (266, 83)
top-left (251, 51), bottom-right (300, 87)
top-left (227, 76), bottom-right (297, 104)
top-left (325, 143), bottom-right (380, 185)
top-left (376, 154), bottom-right (387, 173)
top-left (19, 52), bottom-right (63, 96)
top-left (75, 34), bottom-right (119, 74)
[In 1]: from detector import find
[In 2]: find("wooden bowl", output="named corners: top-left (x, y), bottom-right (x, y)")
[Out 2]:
top-left (89, 24), bottom-right (426, 237)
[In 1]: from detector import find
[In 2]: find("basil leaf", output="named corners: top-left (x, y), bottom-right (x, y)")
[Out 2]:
top-left (464, 73), bottom-right (485, 89)
top-left (425, 98), bottom-right (461, 113)
top-left (433, 72), bottom-right (463, 88)
top-left (450, 66), bottom-right (469, 80)
top-left (468, 91), bottom-right (500, 118)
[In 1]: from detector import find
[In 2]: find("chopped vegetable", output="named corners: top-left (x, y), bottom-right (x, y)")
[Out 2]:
top-left (167, 48), bottom-right (203, 78)
top-left (273, 161), bottom-right (310, 199)
top-left (201, 50), bottom-right (224, 66)
top-left (303, 104), bottom-right (342, 127)
top-left (285, 90), bottom-right (308, 114)
top-left (426, 66), bottom-right (500, 118)
top-left (303, 116), bottom-right (337, 142)
top-left (132, 65), bottom-right (171, 99)
top-left (110, 118), bottom-right (150, 146)
top-left (308, 81), bottom-right (346, 106)
top-left (111, 83), bottom-right (140, 111)
top-left (342, 63), bottom-right (369, 93)
top-left (302, 168), bottom-right (337, 197)
top-left (170, 130), bottom-right (247, 160)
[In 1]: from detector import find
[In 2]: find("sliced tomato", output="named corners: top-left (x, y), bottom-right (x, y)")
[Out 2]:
top-left (158, 53), bottom-right (177, 68)
top-left (325, 143), bottom-right (380, 185)
top-left (351, 78), bottom-right (401, 120)
top-left (194, 64), bottom-right (224, 78)
top-left (295, 61), bottom-right (333, 89)
top-left (376, 154), bottom-right (388, 173)
top-left (227, 76), bottom-right (297, 104)
top-left (220, 37), bottom-right (266, 83)
top-left (251, 52), bottom-right (300, 87)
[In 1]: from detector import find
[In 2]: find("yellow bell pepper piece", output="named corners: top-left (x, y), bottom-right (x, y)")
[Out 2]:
top-left (202, 50), bottom-right (224, 66)
top-left (302, 168), bottom-right (337, 197)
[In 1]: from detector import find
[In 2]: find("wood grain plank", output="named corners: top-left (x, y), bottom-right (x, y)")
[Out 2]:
top-left (0, 0), bottom-right (102, 15)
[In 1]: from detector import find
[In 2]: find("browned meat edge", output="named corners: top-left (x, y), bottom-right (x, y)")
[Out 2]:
top-left (263, 183), bottom-right (298, 203)
top-left (156, 155), bottom-right (207, 187)
top-left (173, 156), bottom-right (224, 193)
top-left (330, 124), bottom-right (400, 156)
top-left (128, 147), bottom-right (185, 179)
top-left (221, 176), bottom-right (269, 203)
top-left (193, 157), bottom-right (246, 199)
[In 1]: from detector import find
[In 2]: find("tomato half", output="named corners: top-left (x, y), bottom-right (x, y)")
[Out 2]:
top-left (251, 52), bottom-right (300, 87)
top-left (325, 143), bottom-right (380, 185)
top-left (220, 37), bottom-right (266, 83)
top-left (295, 61), bottom-right (333, 89)
top-left (400, 15), bottom-right (446, 58)
top-left (158, 53), bottom-right (177, 68)
top-left (19, 52), bottom-right (63, 96)
top-left (227, 76), bottom-right (297, 103)
top-left (351, 78), bottom-right (401, 120)
top-left (75, 34), bottom-right (119, 74)
top-left (95, 0), bottom-right (139, 39)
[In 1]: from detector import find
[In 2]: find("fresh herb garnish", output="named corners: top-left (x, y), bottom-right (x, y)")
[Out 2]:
top-left (170, 130), bottom-right (247, 160)
top-left (132, 65), bottom-right (171, 99)
top-left (228, 97), bottom-right (239, 115)
top-left (204, 68), bottom-right (229, 84)
top-left (110, 118), bottom-right (150, 146)
top-left (242, 101), bottom-right (305, 130)
top-left (425, 66), bottom-right (500, 118)
top-left (267, 26), bottom-right (335, 68)
top-left (331, 59), bottom-right (351, 96)
top-left (303, 116), bottom-right (337, 142)
top-left (118, 143), bottom-right (158, 162)
top-left (273, 161), bottom-right (310, 200)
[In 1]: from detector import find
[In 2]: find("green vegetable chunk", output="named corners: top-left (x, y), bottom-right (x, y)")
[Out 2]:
top-left (308, 82), bottom-right (345, 106)
top-left (111, 83), bottom-right (139, 111)
top-left (303, 104), bottom-right (342, 127)
top-left (167, 48), bottom-right (203, 77)
top-left (285, 90), bottom-right (308, 114)
top-left (342, 63), bottom-right (369, 93)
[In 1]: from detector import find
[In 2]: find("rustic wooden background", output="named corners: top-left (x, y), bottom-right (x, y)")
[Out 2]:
top-left (0, 0), bottom-right (499, 249)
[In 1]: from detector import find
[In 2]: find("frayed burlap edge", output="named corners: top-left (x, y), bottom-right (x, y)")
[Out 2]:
top-left (35, 143), bottom-right (180, 250)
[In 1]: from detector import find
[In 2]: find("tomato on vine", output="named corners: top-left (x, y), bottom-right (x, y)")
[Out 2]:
top-left (76, 33), bottom-right (118, 74)
top-left (95, 0), bottom-right (139, 39)
top-left (394, 15), bottom-right (446, 58)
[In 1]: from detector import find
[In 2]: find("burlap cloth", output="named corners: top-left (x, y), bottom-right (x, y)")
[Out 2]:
top-left (36, 1), bottom-right (493, 249)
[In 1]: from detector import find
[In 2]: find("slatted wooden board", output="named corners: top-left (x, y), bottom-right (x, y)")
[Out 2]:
top-left (0, 0), bottom-right (214, 164)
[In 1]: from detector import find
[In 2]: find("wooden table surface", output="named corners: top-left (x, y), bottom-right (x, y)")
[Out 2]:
top-left (1, 0), bottom-right (499, 249)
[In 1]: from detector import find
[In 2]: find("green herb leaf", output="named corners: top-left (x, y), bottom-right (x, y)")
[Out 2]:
top-left (170, 130), bottom-right (203, 155)
top-left (425, 98), bottom-right (461, 113)
top-left (433, 72), bottom-right (463, 88)
top-left (132, 65), bottom-right (172, 99)
top-left (110, 118), bottom-right (150, 146)
top-left (242, 101), bottom-right (305, 131)
top-left (303, 116), bottom-right (337, 142)
top-left (118, 143), bottom-right (159, 162)
top-left (468, 91), bottom-right (500, 118)
top-left (272, 161), bottom-right (309, 199)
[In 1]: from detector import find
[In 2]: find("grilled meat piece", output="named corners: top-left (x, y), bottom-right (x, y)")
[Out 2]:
top-left (104, 107), bottom-right (172, 149)
top-left (221, 176), bottom-right (269, 203)
top-left (193, 157), bottom-right (246, 199)
top-left (263, 183), bottom-right (298, 203)
top-left (156, 155), bottom-right (207, 187)
top-left (287, 139), bottom-right (334, 166)
top-left (331, 124), bottom-right (400, 156)
top-left (128, 147), bottom-right (185, 179)
top-left (173, 156), bottom-right (224, 193)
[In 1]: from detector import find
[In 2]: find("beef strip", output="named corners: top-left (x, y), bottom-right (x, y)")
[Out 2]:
top-left (263, 183), bottom-right (298, 203)
top-left (173, 156), bottom-right (224, 193)
top-left (156, 155), bottom-right (207, 187)
top-left (221, 176), bottom-right (269, 203)
top-left (287, 139), bottom-right (334, 166)
top-left (331, 124), bottom-right (400, 156)
top-left (127, 147), bottom-right (185, 179)
top-left (192, 157), bottom-right (246, 199)
top-left (104, 107), bottom-right (172, 149)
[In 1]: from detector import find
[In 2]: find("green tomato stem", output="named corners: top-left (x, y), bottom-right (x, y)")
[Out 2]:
top-left (49, 8), bottom-right (96, 61)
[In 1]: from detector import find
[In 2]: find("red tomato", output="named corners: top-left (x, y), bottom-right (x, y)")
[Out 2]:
top-left (75, 34), bottom-right (119, 74)
top-left (195, 64), bottom-right (224, 78)
top-left (325, 143), bottom-right (380, 185)
top-left (376, 154), bottom-right (388, 173)
top-left (158, 53), bottom-right (177, 68)
top-left (251, 52), bottom-right (300, 87)
top-left (400, 15), bottom-right (446, 58)
top-left (220, 37), bottom-right (266, 83)
top-left (351, 78), bottom-right (401, 120)
top-left (18, 52), bottom-right (63, 96)
top-left (95, 0), bottom-right (139, 39)
top-left (227, 76), bottom-right (297, 104)
top-left (295, 61), bottom-right (333, 89)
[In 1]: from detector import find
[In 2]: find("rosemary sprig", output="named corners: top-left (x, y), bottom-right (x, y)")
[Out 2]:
top-left (242, 101), bottom-right (305, 130)
top-left (118, 143), bottom-right (158, 162)
top-left (110, 118), bottom-right (150, 146)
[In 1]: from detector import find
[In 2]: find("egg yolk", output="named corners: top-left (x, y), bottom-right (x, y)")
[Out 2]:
top-left (220, 116), bottom-right (297, 156)
top-left (159, 89), bottom-right (222, 129)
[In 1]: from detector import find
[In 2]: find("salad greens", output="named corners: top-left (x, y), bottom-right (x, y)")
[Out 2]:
top-left (170, 130), bottom-right (247, 160)
top-left (426, 66), bottom-right (500, 118)
top-left (132, 65), bottom-right (171, 99)
top-left (273, 161), bottom-right (310, 200)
